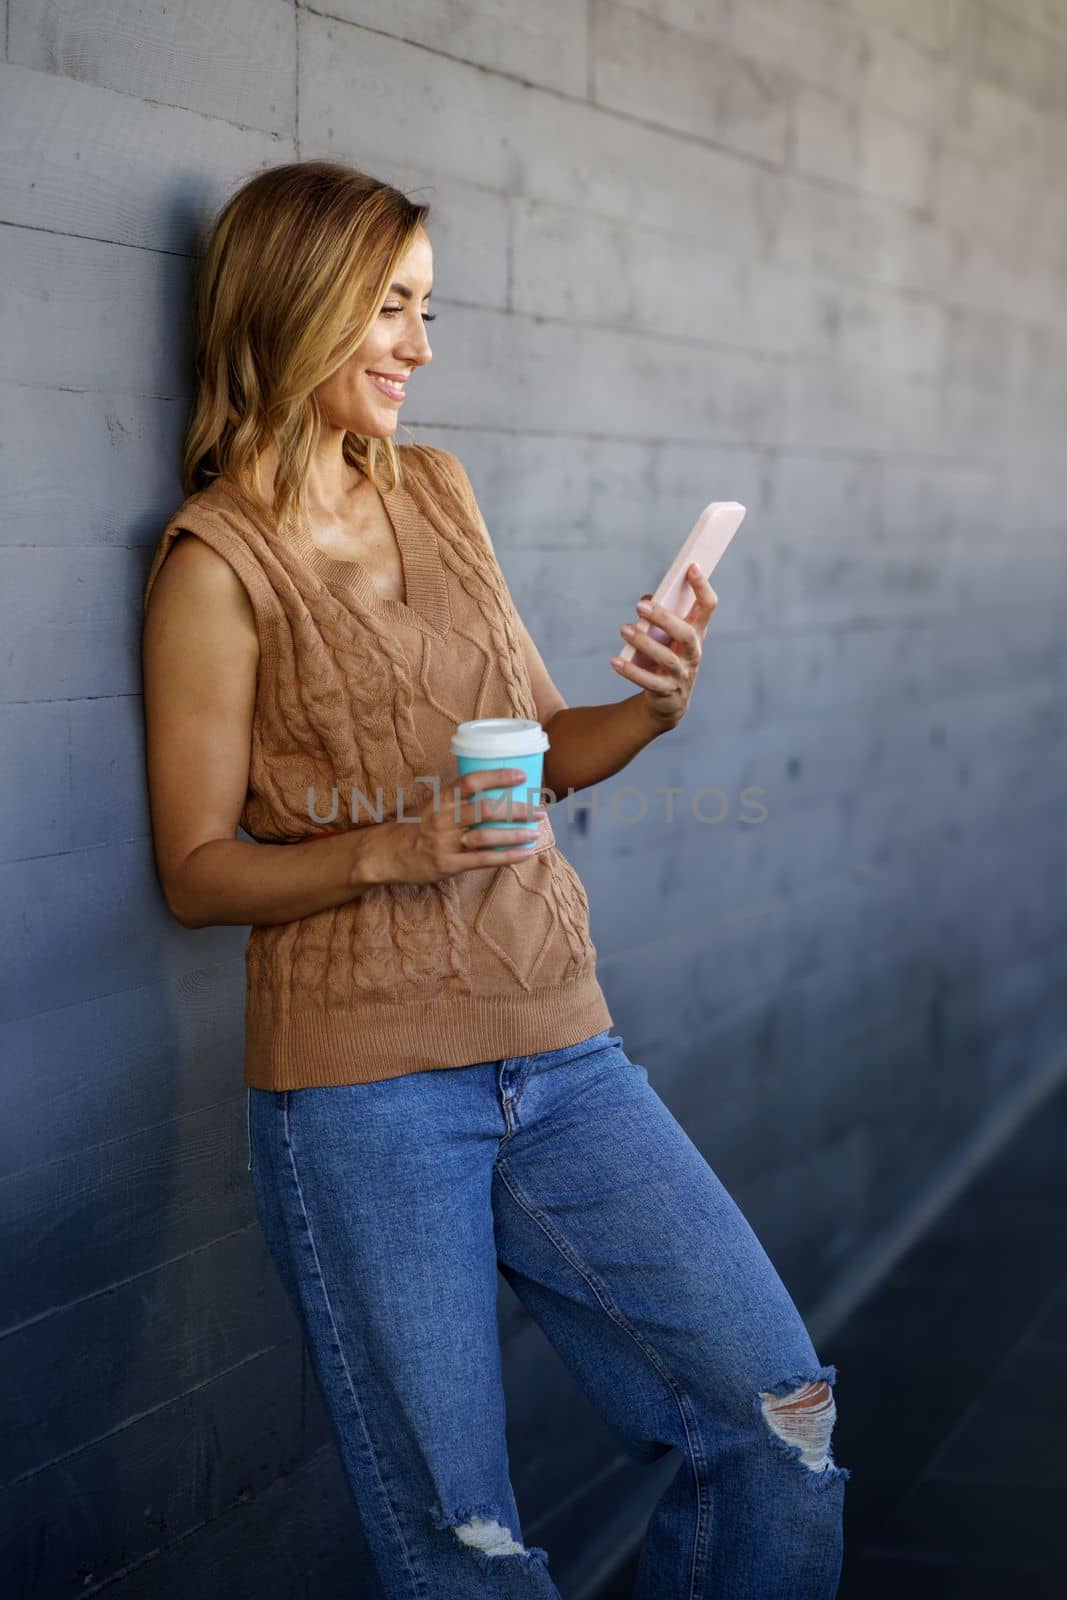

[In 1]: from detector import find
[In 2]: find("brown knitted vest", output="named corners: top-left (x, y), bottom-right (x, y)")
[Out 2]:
top-left (142, 443), bottom-right (612, 1088)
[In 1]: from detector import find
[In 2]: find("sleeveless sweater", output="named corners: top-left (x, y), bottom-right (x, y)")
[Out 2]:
top-left (141, 443), bottom-right (613, 1089)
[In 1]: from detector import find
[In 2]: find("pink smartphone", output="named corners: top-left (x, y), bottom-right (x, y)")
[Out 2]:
top-left (616, 500), bottom-right (746, 662)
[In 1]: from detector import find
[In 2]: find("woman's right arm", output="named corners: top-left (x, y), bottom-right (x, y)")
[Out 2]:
top-left (142, 534), bottom-right (547, 930)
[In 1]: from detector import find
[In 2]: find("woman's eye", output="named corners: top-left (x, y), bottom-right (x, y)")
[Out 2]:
top-left (381, 306), bottom-right (436, 322)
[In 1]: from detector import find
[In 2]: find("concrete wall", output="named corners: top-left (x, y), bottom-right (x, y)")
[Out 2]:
top-left (2, 1), bottom-right (1066, 1595)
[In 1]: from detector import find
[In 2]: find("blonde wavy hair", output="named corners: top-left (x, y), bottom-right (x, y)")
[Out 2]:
top-left (182, 159), bottom-right (431, 535)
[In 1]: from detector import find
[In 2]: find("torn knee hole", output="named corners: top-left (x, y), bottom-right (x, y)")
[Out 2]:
top-left (758, 1379), bottom-right (838, 1473)
top-left (451, 1514), bottom-right (527, 1557)
top-left (429, 1501), bottom-right (550, 1570)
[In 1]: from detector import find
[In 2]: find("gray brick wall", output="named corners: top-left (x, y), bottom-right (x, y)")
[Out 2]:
top-left (2, 2), bottom-right (1065, 1595)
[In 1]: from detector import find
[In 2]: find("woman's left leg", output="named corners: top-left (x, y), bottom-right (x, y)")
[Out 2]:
top-left (490, 1029), bottom-right (850, 1600)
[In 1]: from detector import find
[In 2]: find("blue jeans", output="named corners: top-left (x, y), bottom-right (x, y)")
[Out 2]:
top-left (248, 1028), bottom-right (849, 1598)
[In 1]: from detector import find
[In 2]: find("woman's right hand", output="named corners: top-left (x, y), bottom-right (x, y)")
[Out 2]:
top-left (369, 768), bottom-right (549, 886)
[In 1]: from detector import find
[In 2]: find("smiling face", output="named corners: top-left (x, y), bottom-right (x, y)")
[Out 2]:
top-left (316, 226), bottom-right (435, 437)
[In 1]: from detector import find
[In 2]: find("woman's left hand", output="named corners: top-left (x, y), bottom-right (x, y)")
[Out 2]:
top-left (611, 563), bottom-right (718, 733)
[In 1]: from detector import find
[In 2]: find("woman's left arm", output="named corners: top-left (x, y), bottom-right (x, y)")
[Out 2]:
top-left (518, 564), bottom-right (719, 799)
top-left (453, 454), bottom-right (715, 793)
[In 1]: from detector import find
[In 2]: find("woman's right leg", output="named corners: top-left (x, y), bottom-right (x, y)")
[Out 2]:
top-left (247, 1075), bottom-right (561, 1600)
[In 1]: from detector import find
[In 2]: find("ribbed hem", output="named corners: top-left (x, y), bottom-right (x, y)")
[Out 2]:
top-left (243, 974), bottom-right (614, 1090)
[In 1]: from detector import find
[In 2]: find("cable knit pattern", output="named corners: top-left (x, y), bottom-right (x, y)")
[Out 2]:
top-left (142, 443), bottom-right (612, 1087)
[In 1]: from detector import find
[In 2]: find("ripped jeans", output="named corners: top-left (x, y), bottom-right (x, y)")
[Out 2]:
top-left (247, 1028), bottom-right (849, 1598)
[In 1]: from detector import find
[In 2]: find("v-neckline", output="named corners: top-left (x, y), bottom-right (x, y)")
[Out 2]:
top-left (216, 466), bottom-right (452, 639)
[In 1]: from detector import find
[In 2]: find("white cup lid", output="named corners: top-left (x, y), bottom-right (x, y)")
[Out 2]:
top-left (450, 717), bottom-right (549, 758)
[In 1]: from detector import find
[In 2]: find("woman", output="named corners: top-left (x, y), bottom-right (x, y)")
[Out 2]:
top-left (141, 160), bottom-right (849, 1598)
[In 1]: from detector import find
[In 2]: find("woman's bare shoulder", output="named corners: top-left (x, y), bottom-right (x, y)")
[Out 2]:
top-left (145, 530), bottom-right (258, 654)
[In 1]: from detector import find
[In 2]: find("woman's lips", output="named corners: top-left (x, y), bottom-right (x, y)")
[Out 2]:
top-left (367, 372), bottom-right (406, 403)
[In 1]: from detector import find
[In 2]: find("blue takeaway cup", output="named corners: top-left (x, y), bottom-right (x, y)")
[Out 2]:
top-left (449, 718), bottom-right (550, 852)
